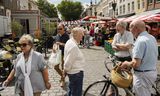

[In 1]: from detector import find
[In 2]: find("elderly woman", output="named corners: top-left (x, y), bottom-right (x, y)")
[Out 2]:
top-left (64, 27), bottom-right (85, 96)
top-left (3, 34), bottom-right (51, 96)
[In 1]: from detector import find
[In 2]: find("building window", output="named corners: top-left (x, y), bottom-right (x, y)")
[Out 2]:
top-left (128, 3), bottom-right (130, 12)
top-left (123, 0), bottom-right (125, 2)
top-left (142, 0), bottom-right (145, 8)
top-left (120, 0), bottom-right (122, 3)
top-left (149, 0), bottom-right (153, 4)
top-left (132, 1), bottom-right (134, 11)
top-left (120, 6), bottom-right (122, 14)
top-left (116, 9), bottom-right (118, 15)
top-left (123, 5), bottom-right (125, 14)
top-left (138, 0), bottom-right (140, 9)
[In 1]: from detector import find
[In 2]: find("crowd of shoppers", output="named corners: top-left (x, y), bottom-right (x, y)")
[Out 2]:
top-left (2, 19), bottom-right (159, 96)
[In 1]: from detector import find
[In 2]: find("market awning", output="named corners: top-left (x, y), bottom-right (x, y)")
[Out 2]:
top-left (92, 20), bottom-right (106, 24)
top-left (123, 9), bottom-right (160, 22)
top-left (82, 16), bottom-right (97, 21)
top-left (142, 14), bottom-right (160, 22)
top-left (97, 16), bottom-right (112, 21)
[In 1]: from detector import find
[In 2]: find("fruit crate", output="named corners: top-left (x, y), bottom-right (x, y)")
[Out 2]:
top-left (104, 40), bottom-right (115, 55)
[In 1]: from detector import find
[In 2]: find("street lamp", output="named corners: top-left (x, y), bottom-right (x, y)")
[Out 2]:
top-left (112, 0), bottom-right (117, 18)
top-left (90, 0), bottom-right (93, 16)
top-left (94, 0), bottom-right (97, 16)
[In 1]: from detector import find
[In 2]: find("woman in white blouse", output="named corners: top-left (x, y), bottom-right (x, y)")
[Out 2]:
top-left (64, 27), bottom-right (85, 96)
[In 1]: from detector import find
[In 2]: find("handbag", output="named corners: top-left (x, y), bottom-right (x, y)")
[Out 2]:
top-left (48, 44), bottom-right (62, 66)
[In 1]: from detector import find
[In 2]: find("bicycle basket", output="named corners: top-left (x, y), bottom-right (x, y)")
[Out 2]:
top-left (111, 64), bottom-right (133, 88)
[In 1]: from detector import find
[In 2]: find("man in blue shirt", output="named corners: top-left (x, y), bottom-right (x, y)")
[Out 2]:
top-left (121, 20), bottom-right (158, 96)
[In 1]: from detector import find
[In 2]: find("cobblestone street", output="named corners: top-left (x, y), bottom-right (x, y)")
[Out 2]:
top-left (0, 46), bottom-right (109, 96)
top-left (1, 46), bottom-right (160, 96)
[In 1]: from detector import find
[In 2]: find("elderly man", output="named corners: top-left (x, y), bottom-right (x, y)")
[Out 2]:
top-left (121, 20), bottom-right (158, 96)
top-left (112, 21), bottom-right (134, 62)
top-left (64, 27), bottom-right (85, 96)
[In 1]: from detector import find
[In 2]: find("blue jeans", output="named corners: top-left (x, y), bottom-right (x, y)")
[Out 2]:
top-left (67, 71), bottom-right (84, 96)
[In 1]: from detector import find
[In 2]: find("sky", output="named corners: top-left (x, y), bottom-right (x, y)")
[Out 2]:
top-left (48, 0), bottom-right (98, 6)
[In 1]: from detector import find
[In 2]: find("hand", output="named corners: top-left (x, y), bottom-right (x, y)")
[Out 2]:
top-left (120, 61), bottom-right (130, 69)
top-left (45, 82), bottom-right (51, 89)
top-left (56, 42), bottom-right (62, 45)
top-left (3, 79), bottom-right (9, 87)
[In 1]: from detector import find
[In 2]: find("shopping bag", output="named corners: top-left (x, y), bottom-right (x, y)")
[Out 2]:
top-left (48, 44), bottom-right (62, 67)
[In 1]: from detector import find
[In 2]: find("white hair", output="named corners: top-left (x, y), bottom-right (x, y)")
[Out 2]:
top-left (71, 27), bottom-right (84, 38)
top-left (19, 34), bottom-right (33, 44)
top-left (116, 21), bottom-right (127, 29)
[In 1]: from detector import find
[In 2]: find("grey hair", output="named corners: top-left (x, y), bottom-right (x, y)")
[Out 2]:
top-left (71, 27), bottom-right (84, 38)
top-left (116, 21), bottom-right (127, 29)
top-left (19, 34), bottom-right (34, 45)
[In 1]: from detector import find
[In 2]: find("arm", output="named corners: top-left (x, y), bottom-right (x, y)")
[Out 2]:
top-left (4, 69), bottom-right (15, 86)
top-left (121, 58), bottom-right (141, 69)
top-left (115, 43), bottom-right (132, 51)
top-left (56, 42), bottom-right (65, 46)
top-left (64, 47), bottom-right (77, 72)
top-left (42, 68), bottom-right (51, 89)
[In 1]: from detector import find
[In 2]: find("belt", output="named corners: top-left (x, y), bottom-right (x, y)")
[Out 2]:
top-left (134, 69), bottom-right (155, 72)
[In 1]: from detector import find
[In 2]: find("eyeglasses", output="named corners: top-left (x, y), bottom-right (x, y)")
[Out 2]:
top-left (57, 28), bottom-right (63, 30)
top-left (19, 43), bottom-right (29, 47)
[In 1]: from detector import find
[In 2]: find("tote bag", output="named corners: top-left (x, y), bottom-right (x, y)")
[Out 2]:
top-left (48, 44), bottom-right (62, 66)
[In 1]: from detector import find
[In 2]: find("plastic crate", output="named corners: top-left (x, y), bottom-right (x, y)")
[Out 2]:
top-left (104, 40), bottom-right (115, 55)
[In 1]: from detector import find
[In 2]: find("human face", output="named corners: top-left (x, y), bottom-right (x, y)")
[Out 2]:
top-left (76, 31), bottom-right (84, 44)
top-left (57, 25), bottom-right (64, 34)
top-left (19, 40), bottom-right (32, 54)
top-left (129, 24), bottom-right (138, 38)
top-left (116, 25), bottom-right (125, 34)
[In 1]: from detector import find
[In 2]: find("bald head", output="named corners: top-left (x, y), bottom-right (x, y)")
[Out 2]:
top-left (130, 20), bottom-right (146, 32)
top-left (130, 20), bottom-right (146, 37)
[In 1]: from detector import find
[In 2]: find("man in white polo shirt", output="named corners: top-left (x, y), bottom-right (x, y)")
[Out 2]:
top-left (112, 21), bottom-right (134, 62)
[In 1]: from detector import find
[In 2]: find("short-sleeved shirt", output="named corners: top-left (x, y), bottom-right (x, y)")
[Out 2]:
top-left (56, 32), bottom-right (69, 55)
top-left (112, 31), bottom-right (134, 57)
top-left (14, 51), bottom-right (47, 94)
top-left (133, 31), bottom-right (158, 70)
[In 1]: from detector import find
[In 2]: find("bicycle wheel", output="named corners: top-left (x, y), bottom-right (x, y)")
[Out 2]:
top-left (156, 74), bottom-right (160, 94)
top-left (104, 61), bottom-right (114, 73)
top-left (83, 80), bottom-right (118, 96)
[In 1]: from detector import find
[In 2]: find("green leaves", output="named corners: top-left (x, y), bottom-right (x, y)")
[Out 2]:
top-left (57, 1), bottom-right (83, 21)
top-left (36, 0), bottom-right (58, 18)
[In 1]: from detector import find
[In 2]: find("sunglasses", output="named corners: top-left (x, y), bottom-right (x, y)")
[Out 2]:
top-left (57, 28), bottom-right (63, 30)
top-left (19, 43), bottom-right (29, 47)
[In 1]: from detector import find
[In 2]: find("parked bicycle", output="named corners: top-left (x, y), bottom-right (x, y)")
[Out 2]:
top-left (104, 55), bottom-right (160, 96)
top-left (83, 55), bottom-right (160, 96)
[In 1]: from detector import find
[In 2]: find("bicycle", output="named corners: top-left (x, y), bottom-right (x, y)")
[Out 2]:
top-left (83, 75), bottom-right (119, 96)
top-left (104, 55), bottom-right (160, 96)
top-left (83, 55), bottom-right (123, 96)
top-left (84, 54), bottom-right (160, 96)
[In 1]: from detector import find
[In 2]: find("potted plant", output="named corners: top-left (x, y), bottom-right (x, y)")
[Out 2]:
top-left (11, 20), bottom-right (23, 39)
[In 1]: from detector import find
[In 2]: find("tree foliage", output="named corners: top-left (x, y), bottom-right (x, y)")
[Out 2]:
top-left (11, 20), bottom-right (23, 37)
top-left (36, 0), bottom-right (58, 18)
top-left (57, 1), bottom-right (83, 21)
top-left (44, 22), bottom-right (57, 36)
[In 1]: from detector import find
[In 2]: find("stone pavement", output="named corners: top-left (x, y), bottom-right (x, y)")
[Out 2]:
top-left (0, 46), bottom-right (160, 96)
top-left (0, 46), bottom-right (109, 96)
